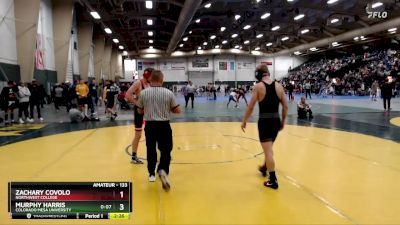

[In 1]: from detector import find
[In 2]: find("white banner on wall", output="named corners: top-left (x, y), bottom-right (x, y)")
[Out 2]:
top-left (171, 61), bottom-right (185, 70)
top-left (237, 62), bottom-right (255, 69)
top-left (160, 61), bottom-right (171, 70)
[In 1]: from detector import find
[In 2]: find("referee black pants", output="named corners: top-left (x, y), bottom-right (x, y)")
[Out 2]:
top-left (145, 121), bottom-right (173, 176)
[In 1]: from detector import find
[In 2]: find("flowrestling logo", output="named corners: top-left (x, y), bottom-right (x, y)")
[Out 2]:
top-left (365, 2), bottom-right (389, 19)
top-left (367, 11), bottom-right (388, 19)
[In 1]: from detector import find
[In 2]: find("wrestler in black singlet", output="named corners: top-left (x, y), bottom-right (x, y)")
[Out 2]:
top-left (258, 81), bottom-right (281, 142)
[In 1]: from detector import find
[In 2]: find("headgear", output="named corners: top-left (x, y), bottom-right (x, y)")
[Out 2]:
top-left (143, 68), bottom-right (154, 80)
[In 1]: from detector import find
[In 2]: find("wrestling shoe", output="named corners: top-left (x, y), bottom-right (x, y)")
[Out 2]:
top-left (158, 170), bottom-right (170, 191)
top-left (264, 180), bottom-right (279, 190)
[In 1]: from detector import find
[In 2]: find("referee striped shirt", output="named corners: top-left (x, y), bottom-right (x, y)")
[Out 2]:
top-left (137, 87), bottom-right (179, 121)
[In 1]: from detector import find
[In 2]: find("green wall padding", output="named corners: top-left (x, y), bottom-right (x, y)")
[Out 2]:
top-left (0, 62), bottom-right (20, 82)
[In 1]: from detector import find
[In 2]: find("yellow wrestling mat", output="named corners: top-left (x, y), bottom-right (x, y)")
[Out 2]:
top-left (0, 122), bottom-right (400, 225)
top-left (390, 117), bottom-right (400, 127)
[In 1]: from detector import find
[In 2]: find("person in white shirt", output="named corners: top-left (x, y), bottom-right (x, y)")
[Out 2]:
top-left (227, 90), bottom-right (238, 108)
top-left (18, 82), bottom-right (32, 123)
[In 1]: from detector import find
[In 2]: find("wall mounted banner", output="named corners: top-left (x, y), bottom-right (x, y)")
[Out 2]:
top-left (261, 61), bottom-right (273, 65)
top-left (160, 62), bottom-right (171, 70)
top-left (137, 62), bottom-right (143, 71)
top-left (219, 62), bottom-right (227, 70)
top-left (171, 62), bottom-right (185, 70)
top-left (192, 59), bottom-right (209, 68)
top-left (237, 62), bottom-right (254, 69)
top-left (230, 62), bottom-right (235, 70)
top-left (35, 34), bottom-right (44, 70)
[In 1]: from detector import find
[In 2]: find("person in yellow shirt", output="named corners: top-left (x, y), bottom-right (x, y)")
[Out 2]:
top-left (76, 80), bottom-right (89, 117)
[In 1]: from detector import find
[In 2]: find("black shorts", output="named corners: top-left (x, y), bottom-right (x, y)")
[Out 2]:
top-left (4, 101), bottom-right (17, 111)
top-left (106, 98), bottom-right (115, 108)
top-left (258, 118), bottom-right (281, 142)
top-left (78, 97), bottom-right (87, 106)
top-left (134, 105), bottom-right (144, 130)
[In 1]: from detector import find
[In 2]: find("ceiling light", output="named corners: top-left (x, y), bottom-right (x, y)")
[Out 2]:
top-left (301, 29), bottom-right (310, 34)
top-left (149, 40), bottom-right (153, 43)
top-left (388, 28), bottom-right (397, 32)
top-left (294, 51), bottom-right (301, 55)
top-left (118, 45), bottom-right (124, 50)
top-left (212, 48), bottom-right (221, 53)
top-left (251, 50), bottom-right (262, 56)
top-left (287, 0), bottom-right (294, 2)
top-left (331, 18), bottom-right (339, 23)
top-left (221, 27), bottom-right (226, 32)
top-left (179, 44), bottom-right (184, 47)
top-left (123, 51), bottom-right (128, 56)
top-left (235, 15), bottom-right (241, 20)
top-left (112, 38), bottom-right (119, 43)
top-left (147, 19), bottom-right (153, 25)
top-left (210, 35), bottom-right (216, 39)
top-left (271, 26), bottom-right (280, 31)
top-left (243, 25), bottom-right (252, 30)
top-left (189, 31), bottom-right (192, 34)
top-left (390, 31), bottom-right (396, 34)
top-left (222, 40), bottom-right (228, 44)
top-left (294, 14), bottom-right (305, 21)
top-left (354, 37), bottom-right (359, 41)
top-left (256, 0), bottom-right (261, 2)
top-left (149, 46), bottom-right (153, 49)
top-left (198, 46), bottom-right (202, 50)
top-left (281, 36), bottom-right (289, 41)
top-left (266, 42), bottom-right (273, 46)
top-left (90, 11), bottom-right (101, 19)
top-left (198, 50), bottom-right (204, 54)
top-left (332, 42), bottom-right (340, 46)
top-left (183, 37), bottom-right (188, 42)
top-left (148, 31), bottom-right (153, 36)
top-left (196, 19), bottom-right (201, 23)
top-left (145, 1), bottom-right (153, 9)
top-left (255, 47), bottom-right (260, 51)
top-left (361, 36), bottom-right (367, 40)
top-left (231, 33), bottom-right (238, 38)
top-left (244, 40), bottom-right (250, 44)
top-left (172, 51), bottom-right (184, 57)
top-left (256, 34), bottom-right (264, 38)
top-left (371, 2), bottom-right (383, 8)
top-left (203, 42), bottom-right (208, 46)
top-left (327, 0), bottom-right (339, 4)
top-left (310, 47), bottom-right (318, 51)
top-left (231, 49), bottom-right (241, 54)
top-left (104, 28), bottom-right (112, 34)
top-left (204, 3), bottom-right (211, 8)
top-left (215, 45), bottom-right (220, 48)
top-left (235, 45), bottom-right (240, 49)
top-left (261, 12), bottom-right (271, 19)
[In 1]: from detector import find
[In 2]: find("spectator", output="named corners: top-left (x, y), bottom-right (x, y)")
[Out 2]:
top-left (297, 96), bottom-right (313, 119)
top-left (18, 82), bottom-right (32, 123)
top-left (28, 80), bottom-right (44, 122)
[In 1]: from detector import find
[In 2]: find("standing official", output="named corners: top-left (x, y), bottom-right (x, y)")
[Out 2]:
top-left (241, 64), bottom-right (288, 189)
top-left (126, 68), bottom-right (154, 164)
top-left (137, 70), bottom-right (181, 191)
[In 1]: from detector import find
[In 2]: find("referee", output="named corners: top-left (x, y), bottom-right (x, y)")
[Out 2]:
top-left (137, 70), bottom-right (181, 191)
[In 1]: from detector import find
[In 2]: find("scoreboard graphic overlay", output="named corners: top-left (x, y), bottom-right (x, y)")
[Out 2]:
top-left (8, 182), bottom-right (132, 220)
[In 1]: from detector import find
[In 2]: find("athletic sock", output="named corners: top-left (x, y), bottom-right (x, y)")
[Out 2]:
top-left (132, 152), bottom-right (137, 159)
top-left (269, 171), bottom-right (277, 182)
